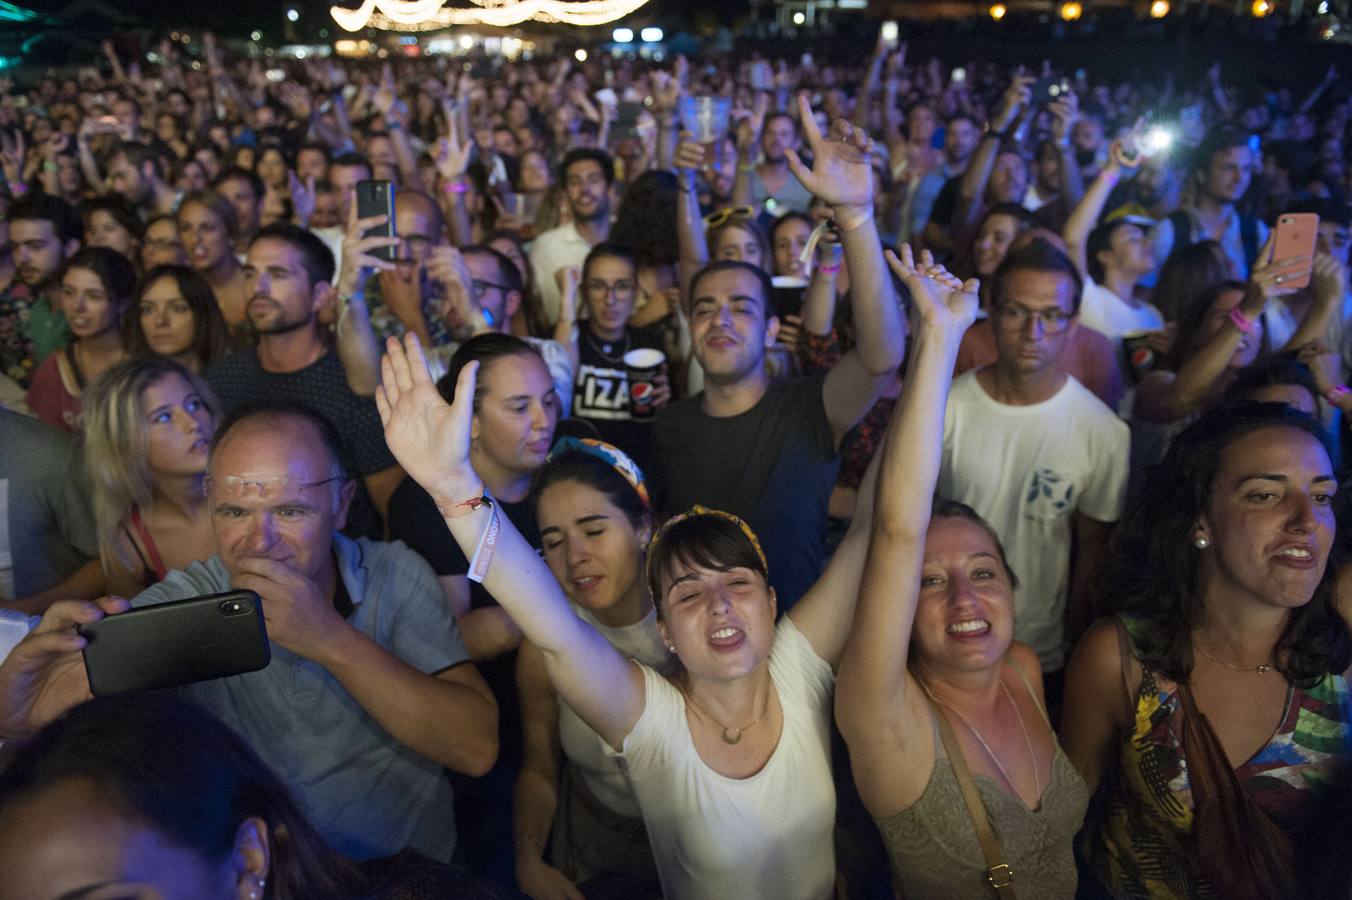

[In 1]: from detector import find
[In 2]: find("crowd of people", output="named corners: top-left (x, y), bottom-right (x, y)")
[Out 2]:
top-left (0, 23), bottom-right (1350, 899)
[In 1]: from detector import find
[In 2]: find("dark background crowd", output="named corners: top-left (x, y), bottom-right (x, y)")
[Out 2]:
top-left (0, 3), bottom-right (1350, 898)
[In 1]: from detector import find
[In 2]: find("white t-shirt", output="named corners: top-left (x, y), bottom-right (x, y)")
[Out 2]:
top-left (939, 372), bottom-right (1129, 670)
top-left (528, 222), bottom-right (592, 326)
top-left (1078, 279), bottom-right (1164, 343)
top-left (561, 605), bottom-right (675, 818)
top-left (607, 617), bottom-right (837, 900)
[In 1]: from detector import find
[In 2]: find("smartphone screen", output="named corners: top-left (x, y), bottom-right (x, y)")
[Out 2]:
top-left (355, 180), bottom-right (397, 262)
top-left (950, 67), bottom-right (967, 84)
top-left (881, 21), bottom-right (899, 43)
top-left (1270, 213), bottom-right (1319, 290)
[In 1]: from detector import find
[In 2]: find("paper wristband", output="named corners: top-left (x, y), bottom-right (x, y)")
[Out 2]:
top-left (467, 504), bottom-right (501, 584)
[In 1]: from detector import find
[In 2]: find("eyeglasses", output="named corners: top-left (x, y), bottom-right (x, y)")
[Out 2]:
top-left (204, 474), bottom-right (345, 500)
top-left (470, 278), bottom-right (513, 299)
top-left (703, 205), bottom-right (756, 229)
top-left (993, 303), bottom-right (1073, 335)
top-left (583, 279), bottom-right (636, 299)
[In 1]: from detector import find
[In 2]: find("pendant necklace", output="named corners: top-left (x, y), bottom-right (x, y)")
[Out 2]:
top-left (683, 689), bottom-right (766, 746)
top-left (1197, 644), bottom-right (1273, 674)
top-left (921, 677), bottom-right (1044, 799)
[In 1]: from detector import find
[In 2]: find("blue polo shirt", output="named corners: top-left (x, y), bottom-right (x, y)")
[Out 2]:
top-left (131, 532), bottom-right (470, 862)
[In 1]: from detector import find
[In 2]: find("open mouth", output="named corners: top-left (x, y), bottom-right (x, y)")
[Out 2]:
top-left (946, 619), bottom-right (991, 637)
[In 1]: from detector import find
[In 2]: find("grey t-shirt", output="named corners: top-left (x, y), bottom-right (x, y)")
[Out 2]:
top-left (131, 532), bottom-right (470, 862)
top-left (0, 408), bottom-right (97, 600)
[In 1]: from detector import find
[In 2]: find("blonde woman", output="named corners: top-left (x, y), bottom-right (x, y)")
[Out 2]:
top-left (83, 358), bottom-right (219, 597)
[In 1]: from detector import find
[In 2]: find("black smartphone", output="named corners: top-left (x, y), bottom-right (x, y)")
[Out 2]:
top-left (612, 101), bottom-right (645, 143)
top-left (355, 179), bottom-right (397, 262)
top-left (1031, 76), bottom-right (1071, 105)
top-left (79, 590), bottom-right (270, 696)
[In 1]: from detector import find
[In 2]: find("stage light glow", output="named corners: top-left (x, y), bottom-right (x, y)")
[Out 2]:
top-left (989, 3), bottom-right (1007, 19)
top-left (1149, 0), bottom-right (1168, 16)
top-left (1060, 1), bottom-right (1082, 20)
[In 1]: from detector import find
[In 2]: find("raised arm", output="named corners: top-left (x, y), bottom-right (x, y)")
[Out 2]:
top-left (954, 74), bottom-right (1032, 230)
top-left (376, 335), bottom-right (644, 751)
top-left (1063, 141), bottom-right (1131, 277)
top-left (673, 137), bottom-right (710, 297)
top-left (1275, 251), bottom-right (1345, 353)
top-left (784, 93), bottom-right (906, 443)
top-left (834, 247), bottom-right (976, 796)
top-left (433, 103), bottom-right (475, 248)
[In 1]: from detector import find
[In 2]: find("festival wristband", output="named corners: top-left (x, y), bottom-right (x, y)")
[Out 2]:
top-left (816, 263), bottom-right (842, 274)
top-left (443, 180), bottom-right (469, 195)
top-left (833, 206), bottom-right (874, 233)
top-left (1326, 385), bottom-right (1351, 406)
top-left (1228, 307), bottom-right (1257, 335)
top-left (467, 503), bottom-right (501, 584)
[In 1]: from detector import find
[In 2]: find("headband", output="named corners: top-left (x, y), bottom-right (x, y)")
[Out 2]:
top-left (645, 505), bottom-right (769, 591)
top-left (547, 436), bottom-right (650, 508)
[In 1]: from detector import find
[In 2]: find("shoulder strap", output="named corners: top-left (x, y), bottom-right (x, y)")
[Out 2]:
top-left (929, 698), bottom-right (1018, 900)
top-left (129, 506), bottom-right (168, 580)
top-left (1003, 656), bottom-right (1052, 730)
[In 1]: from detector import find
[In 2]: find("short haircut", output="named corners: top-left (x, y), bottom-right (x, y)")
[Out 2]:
top-left (210, 401), bottom-right (347, 479)
top-left (296, 142), bottom-right (332, 166)
top-left (763, 111), bottom-right (800, 136)
top-left (1085, 219), bottom-right (1146, 284)
top-left (440, 333), bottom-right (542, 412)
top-left (111, 141), bottom-right (165, 180)
top-left (1223, 355), bottom-right (1320, 409)
top-left (646, 513), bottom-right (770, 616)
top-left (249, 222), bottom-right (336, 287)
top-left (688, 259), bottom-right (774, 315)
top-left (559, 148), bottom-right (614, 186)
top-left (211, 166), bottom-right (265, 202)
top-left (82, 195), bottom-right (145, 241)
top-left (330, 152), bottom-right (373, 173)
top-left (947, 113), bottom-right (980, 130)
top-left (461, 244), bottom-right (523, 295)
top-left (393, 189), bottom-right (446, 239)
top-left (1197, 127), bottom-right (1254, 172)
top-left (990, 238), bottom-right (1084, 315)
top-left (7, 192), bottom-right (81, 244)
top-left (582, 241), bottom-right (637, 283)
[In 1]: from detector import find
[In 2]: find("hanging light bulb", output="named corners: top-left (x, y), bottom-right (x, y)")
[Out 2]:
top-left (989, 3), bottom-right (1007, 19)
top-left (1149, 0), bottom-right (1169, 16)
top-left (1060, 0), bottom-right (1082, 19)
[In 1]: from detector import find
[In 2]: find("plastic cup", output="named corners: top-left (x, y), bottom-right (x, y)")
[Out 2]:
top-left (679, 96), bottom-right (732, 164)
top-left (623, 347), bottom-right (666, 421)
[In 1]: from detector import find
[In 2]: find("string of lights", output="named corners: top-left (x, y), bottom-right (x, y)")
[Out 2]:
top-left (331, 0), bottom-right (652, 30)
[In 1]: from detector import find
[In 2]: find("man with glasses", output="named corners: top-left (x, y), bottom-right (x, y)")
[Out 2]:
top-left (937, 240), bottom-right (1127, 707)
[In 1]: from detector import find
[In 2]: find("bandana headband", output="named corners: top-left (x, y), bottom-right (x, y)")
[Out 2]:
top-left (547, 436), bottom-right (650, 508)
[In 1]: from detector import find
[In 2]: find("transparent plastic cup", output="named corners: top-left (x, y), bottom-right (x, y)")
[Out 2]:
top-left (679, 96), bottom-right (732, 163)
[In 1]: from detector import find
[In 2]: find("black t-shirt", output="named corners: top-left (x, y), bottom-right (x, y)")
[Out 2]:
top-left (571, 323), bottom-right (664, 474)
top-left (929, 175), bottom-right (962, 232)
top-left (204, 348), bottom-right (396, 540)
top-left (650, 372), bottom-right (839, 612)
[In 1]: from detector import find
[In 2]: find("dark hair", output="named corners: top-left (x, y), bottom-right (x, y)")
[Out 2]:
top-left (1105, 402), bottom-right (1350, 687)
top-left (646, 513), bottom-right (770, 616)
top-left (128, 264), bottom-right (230, 368)
top-left (461, 244), bottom-right (523, 295)
top-left (612, 170), bottom-right (680, 269)
top-left (211, 165), bottom-right (265, 202)
top-left (179, 189), bottom-right (240, 239)
top-left (81, 195), bottom-right (144, 242)
top-left (330, 152), bottom-right (372, 174)
top-left (1223, 355), bottom-right (1320, 410)
top-left (582, 241), bottom-right (637, 284)
top-left (976, 201), bottom-right (1037, 253)
top-left (1164, 279), bottom-right (1251, 372)
top-left (1152, 239), bottom-right (1233, 324)
top-left (7, 191), bottom-right (81, 244)
top-left (769, 211), bottom-right (815, 248)
top-left (249, 222), bottom-right (336, 287)
top-left (111, 141), bottom-right (166, 180)
top-left (0, 695), bottom-right (366, 900)
top-left (440, 332), bottom-right (542, 412)
top-left (296, 142), bottom-right (332, 167)
top-left (763, 111), bottom-right (800, 138)
top-left (1085, 219), bottom-right (1145, 284)
top-left (990, 238), bottom-right (1084, 314)
top-left (1197, 127), bottom-right (1255, 173)
top-left (530, 449), bottom-right (649, 533)
top-left (559, 147), bottom-right (614, 186)
top-left (62, 246), bottom-right (137, 308)
top-left (688, 259), bottom-right (774, 316)
top-left (211, 401), bottom-right (347, 479)
top-left (931, 499), bottom-right (1020, 590)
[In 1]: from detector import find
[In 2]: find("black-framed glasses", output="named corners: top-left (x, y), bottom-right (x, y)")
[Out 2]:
top-left (583, 279), bottom-right (636, 299)
top-left (993, 303), bottom-right (1073, 335)
top-left (470, 278), bottom-right (513, 298)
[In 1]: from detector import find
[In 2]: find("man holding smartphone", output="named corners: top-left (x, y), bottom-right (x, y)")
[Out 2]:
top-left (0, 404), bottom-right (499, 865)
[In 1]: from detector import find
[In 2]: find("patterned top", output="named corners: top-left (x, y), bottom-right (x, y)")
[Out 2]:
top-left (1086, 616), bottom-right (1352, 900)
top-left (798, 328), bottom-right (895, 492)
top-left (0, 283), bottom-right (68, 389)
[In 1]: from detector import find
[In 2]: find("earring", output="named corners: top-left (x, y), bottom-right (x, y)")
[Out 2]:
top-left (667, 644), bottom-right (676, 653)
top-left (1194, 535), bottom-right (1210, 549)
top-left (248, 875), bottom-right (265, 900)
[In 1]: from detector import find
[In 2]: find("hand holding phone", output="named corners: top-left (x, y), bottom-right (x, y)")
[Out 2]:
top-left (355, 180), bottom-right (398, 263)
top-left (1269, 213), bottom-right (1319, 291)
top-left (78, 592), bottom-right (269, 697)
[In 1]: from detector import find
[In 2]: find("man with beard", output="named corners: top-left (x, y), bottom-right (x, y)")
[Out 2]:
top-left (204, 223), bottom-right (404, 539)
top-left (0, 194), bottom-right (80, 388)
top-left (1149, 129), bottom-right (1268, 280)
top-left (737, 112), bottom-right (815, 215)
top-left (529, 149), bottom-right (613, 326)
top-left (104, 142), bottom-right (179, 218)
top-left (211, 167), bottom-right (265, 257)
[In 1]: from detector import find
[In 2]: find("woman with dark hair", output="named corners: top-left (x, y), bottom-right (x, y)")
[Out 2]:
top-left (129, 264), bottom-right (231, 372)
top-left (178, 189), bottom-right (248, 328)
top-left (1150, 239), bottom-right (1234, 325)
top-left (835, 247), bottom-right (1087, 899)
top-left (0, 694), bottom-right (366, 900)
top-left (26, 247), bottom-right (135, 431)
top-left (514, 438), bottom-right (670, 899)
top-left (376, 320), bottom-right (883, 899)
top-left (769, 211), bottom-right (815, 280)
top-left (611, 169), bottom-right (682, 330)
top-left (1223, 354), bottom-right (1321, 414)
top-left (82, 195), bottom-right (143, 262)
top-left (486, 228), bottom-right (549, 339)
top-left (1062, 402), bottom-right (1352, 900)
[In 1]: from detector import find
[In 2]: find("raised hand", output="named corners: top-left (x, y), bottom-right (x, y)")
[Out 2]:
top-left (435, 100), bottom-right (472, 183)
top-left (289, 170), bottom-right (317, 228)
top-left (885, 244), bottom-right (979, 338)
top-left (376, 335), bottom-right (482, 506)
top-left (336, 200), bottom-right (399, 298)
top-left (993, 72), bottom-right (1035, 131)
top-left (784, 92), bottom-right (874, 215)
top-left (1048, 87), bottom-right (1079, 143)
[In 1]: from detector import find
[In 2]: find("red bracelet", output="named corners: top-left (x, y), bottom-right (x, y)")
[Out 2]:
top-left (1326, 385), bottom-right (1350, 405)
top-left (437, 492), bottom-right (493, 519)
top-left (1228, 307), bottom-right (1257, 335)
top-left (816, 263), bottom-right (841, 275)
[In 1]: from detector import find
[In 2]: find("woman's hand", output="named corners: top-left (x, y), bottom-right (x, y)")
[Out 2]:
top-left (784, 92), bottom-right (874, 217)
top-left (1245, 232), bottom-right (1304, 312)
top-left (376, 334), bottom-right (483, 508)
top-left (885, 244), bottom-right (979, 339)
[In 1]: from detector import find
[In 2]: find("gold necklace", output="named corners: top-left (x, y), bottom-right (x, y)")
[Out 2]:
top-left (1196, 644), bottom-right (1273, 674)
top-left (682, 689), bottom-right (767, 746)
